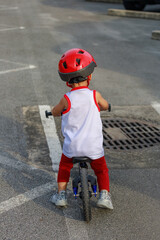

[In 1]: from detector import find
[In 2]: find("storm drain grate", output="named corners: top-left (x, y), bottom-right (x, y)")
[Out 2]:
top-left (102, 118), bottom-right (160, 150)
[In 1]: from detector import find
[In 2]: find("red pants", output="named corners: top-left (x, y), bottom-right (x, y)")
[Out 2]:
top-left (57, 154), bottom-right (110, 192)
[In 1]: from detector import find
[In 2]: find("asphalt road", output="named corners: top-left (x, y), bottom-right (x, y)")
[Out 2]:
top-left (0, 0), bottom-right (160, 239)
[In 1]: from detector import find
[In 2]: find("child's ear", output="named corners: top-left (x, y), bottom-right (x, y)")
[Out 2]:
top-left (87, 75), bottom-right (92, 87)
top-left (88, 74), bottom-right (92, 80)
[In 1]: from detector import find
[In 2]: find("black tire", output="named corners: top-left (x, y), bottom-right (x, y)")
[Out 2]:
top-left (80, 167), bottom-right (91, 222)
top-left (123, 0), bottom-right (146, 11)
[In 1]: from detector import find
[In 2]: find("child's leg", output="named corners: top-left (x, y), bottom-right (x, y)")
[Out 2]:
top-left (57, 153), bottom-right (73, 192)
top-left (90, 156), bottom-right (110, 192)
top-left (58, 182), bottom-right (68, 192)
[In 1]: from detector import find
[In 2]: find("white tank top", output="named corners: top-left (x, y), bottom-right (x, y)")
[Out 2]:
top-left (61, 86), bottom-right (104, 160)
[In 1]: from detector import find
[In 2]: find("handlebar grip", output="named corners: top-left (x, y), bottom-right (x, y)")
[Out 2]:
top-left (45, 110), bottom-right (52, 118)
top-left (108, 104), bottom-right (111, 112)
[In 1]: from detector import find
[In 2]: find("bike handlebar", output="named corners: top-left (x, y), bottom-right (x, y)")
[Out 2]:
top-left (108, 103), bottom-right (111, 112)
top-left (45, 110), bottom-right (52, 118)
top-left (45, 103), bottom-right (111, 118)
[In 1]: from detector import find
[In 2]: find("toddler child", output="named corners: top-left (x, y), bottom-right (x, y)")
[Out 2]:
top-left (50, 48), bottom-right (113, 209)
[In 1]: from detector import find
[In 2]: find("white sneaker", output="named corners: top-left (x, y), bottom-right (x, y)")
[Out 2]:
top-left (97, 190), bottom-right (113, 209)
top-left (50, 191), bottom-right (67, 207)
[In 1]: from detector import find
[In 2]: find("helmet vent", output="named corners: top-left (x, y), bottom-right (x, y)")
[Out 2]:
top-left (76, 58), bottom-right (81, 66)
top-left (78, 50), bottom-right (84, 54)
top-left (63, 61), bottom-right (67, 69)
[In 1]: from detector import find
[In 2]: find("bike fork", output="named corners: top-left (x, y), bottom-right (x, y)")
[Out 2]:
top-left (72, 162), bottom-right (97, 199)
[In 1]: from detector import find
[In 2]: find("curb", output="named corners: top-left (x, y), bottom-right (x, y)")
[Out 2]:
top-left (108, 9), bottom-right (160, 20)
top-left (152, 30), bottom-right (160, 40)
top-left (86, 0), bottom-right (122, 3)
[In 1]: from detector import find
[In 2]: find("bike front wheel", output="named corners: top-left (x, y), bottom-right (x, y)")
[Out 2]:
top-left (80, 167), bottom-right (91, 222)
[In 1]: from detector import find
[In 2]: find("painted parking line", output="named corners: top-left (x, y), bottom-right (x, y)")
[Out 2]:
top-left (152, 102), bottom-right (160, 115)
top-left (0, 26), bottom-right (25, 32)
top-left (0, 5), bottom-right (19, 10)
top-left (0, 65), bottom-right (36, 75)
top-left (38, 105), bottom-right (62, 172)
top-left (0, 155), bottom-right (38, 173)
top-left (0, 58), bottom-right (29, 66)
top-left (0, 182), bottom-right (56, 215)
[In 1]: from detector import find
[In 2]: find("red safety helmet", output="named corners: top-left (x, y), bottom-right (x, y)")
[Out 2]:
top-left (58, 48), bottom-right (97, 86)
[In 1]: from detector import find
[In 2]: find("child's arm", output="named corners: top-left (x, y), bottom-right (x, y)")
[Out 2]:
top-left (96, 91), bottom-right (109, 111)
top-left (51, 97), bottom-right (68, 116)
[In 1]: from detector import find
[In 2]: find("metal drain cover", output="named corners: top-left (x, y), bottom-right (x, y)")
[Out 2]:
top-left (102, 118), bottom-right (160, 150)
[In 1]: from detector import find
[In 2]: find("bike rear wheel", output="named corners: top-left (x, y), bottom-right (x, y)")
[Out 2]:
top-left (80, 167), bottom-right (91, 222)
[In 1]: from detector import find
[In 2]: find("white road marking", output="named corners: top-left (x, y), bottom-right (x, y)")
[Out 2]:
top-left (0, 5), bottom-right (19, 10)
top-left (0, 155), bottom-right (38, 172)
top-left (152, 102), bottom-right (160, 115)
top-left (38, 105), bottom-right (62, 172)
top-left (0, 65), bottom-right (36, 75)
top-left (0, 58), bottom-right (29, 66)
top-left (0, 26), bottom-right (25, 31)
top-left (0, 182), bottom-right (56, 215)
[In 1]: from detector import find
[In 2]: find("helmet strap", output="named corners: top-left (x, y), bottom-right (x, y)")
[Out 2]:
top-left (66, 82), bottom-right (72, 88)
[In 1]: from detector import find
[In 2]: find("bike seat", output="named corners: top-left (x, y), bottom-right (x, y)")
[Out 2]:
top-left (72, 157), bottom-right (92, 164)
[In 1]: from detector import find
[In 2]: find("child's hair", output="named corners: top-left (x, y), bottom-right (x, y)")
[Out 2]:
top-left (58, 48), bottom-right (97, 87)
top-left (69, 76), bottom-right (88, 84)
